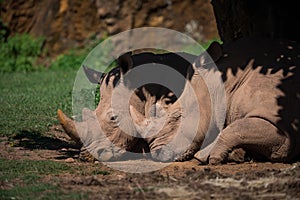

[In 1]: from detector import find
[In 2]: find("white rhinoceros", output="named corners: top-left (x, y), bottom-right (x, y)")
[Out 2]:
top-left (58, 37), bottom-right (300, 164)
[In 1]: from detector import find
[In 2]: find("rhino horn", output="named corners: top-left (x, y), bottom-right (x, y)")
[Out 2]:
top-left (130, 103), bottom-right (171, 139)
top-left (57, 109), bottom-right (82, 146)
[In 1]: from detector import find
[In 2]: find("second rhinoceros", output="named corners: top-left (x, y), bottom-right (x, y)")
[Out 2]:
top-left (58, 37), bottom-right (300, 164)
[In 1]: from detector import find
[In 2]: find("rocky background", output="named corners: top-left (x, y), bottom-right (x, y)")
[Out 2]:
top-left (0, 0), bottom-right (219, 56)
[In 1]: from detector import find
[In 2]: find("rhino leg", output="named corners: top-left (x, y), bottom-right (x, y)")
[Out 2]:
top-left (195, 146), bottom-right (246, 164)
top-left (201, 118), bottom-right (290, 165)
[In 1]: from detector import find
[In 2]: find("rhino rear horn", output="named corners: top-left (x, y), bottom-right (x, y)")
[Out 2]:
top-left (83, 65), bottom-right (103, 84)
top-left (117, 52), bottom-right (133, 74)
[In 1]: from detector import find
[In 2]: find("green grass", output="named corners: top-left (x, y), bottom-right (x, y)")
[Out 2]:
top-left (0, 158), bottom-right (71, 182)
top-left (50, 50), bottom-right (87, 71)
top-left (0, 184), bottom-right (87, 200)
top-left (0, 69), bottom-right (76, 137)
top-left (0, 34), bottom-right (44, 73)
top-left (0, 158), bottom-right (87, 199)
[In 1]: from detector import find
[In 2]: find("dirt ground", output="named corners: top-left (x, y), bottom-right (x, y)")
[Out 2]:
top-left (1, 126), bottom-right (300, 199)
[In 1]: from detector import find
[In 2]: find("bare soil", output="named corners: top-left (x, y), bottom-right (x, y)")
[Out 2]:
top-left (1, 125), bottom-right (300, 199)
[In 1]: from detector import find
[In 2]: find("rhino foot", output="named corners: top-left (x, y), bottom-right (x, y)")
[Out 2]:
top-left (196, 151), bottom-right (227, 165)
top-left (196, 148), bottom-right (246, 165)
top-left (175, 149), bottom-right (195, 162)
top-left (206, 148), bottom-right (246, 165)
top-left (227, 148), bottom-right (246, 163)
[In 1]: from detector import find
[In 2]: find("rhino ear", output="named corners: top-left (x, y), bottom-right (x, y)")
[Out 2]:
top-left (206, 41), bottom-right (223, 62)
top-left (117, 52), bottom-right (133, 74)
top-left (195, 41), bottom-right (223, 67)
top-left (83, 65), bottom-right (103, 84)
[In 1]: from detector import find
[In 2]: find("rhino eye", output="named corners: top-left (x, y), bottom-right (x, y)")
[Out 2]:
top-left (110, 115), bottom-right (118, 121)
top-left (106, 110), bottom-right (119, 123)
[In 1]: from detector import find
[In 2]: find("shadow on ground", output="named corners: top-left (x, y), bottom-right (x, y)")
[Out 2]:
top-left (12, 129), bottom-right (80, 160)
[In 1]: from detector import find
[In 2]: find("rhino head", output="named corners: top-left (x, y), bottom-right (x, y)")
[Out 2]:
top-left (58, 42), bottom-right (223, 162)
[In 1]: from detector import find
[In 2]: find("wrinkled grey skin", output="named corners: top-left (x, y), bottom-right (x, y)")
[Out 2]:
top-left (58, 37), bottom-right (300, 164)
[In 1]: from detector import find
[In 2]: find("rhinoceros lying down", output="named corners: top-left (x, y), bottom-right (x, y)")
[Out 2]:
top-left (58, 37), bottom-right (300, 164)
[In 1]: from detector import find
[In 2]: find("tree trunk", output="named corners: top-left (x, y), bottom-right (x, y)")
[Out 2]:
top-left (211, 0), bottom-right (300, 44)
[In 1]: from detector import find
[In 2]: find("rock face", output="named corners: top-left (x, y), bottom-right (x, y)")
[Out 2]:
top-left (0, 0), bottom-right (218, 55)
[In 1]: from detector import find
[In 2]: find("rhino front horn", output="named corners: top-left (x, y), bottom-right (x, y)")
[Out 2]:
top-left (57, 109), bottom-right (82, 146)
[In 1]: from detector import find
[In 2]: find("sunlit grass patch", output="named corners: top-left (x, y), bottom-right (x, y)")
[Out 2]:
top-left (0, 70), bottom-right (76, 137)
top-left (0, 158), bottom-right (71, 182)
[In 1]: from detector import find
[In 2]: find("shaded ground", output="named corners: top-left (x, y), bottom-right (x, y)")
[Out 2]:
top-left (1, 125), bottom-right (299, 199)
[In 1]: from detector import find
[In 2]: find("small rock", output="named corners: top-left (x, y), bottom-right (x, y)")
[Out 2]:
top-left (97, 8), bottom-right (108, 17)
top-left (107, 25), bottom-right (120, 34)
top-left (65, 157), bottom-right (75, 163)
top-left (105, 18), bottom-right (116, 25)
top-left (149, 16), bottom-right (164, 26)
